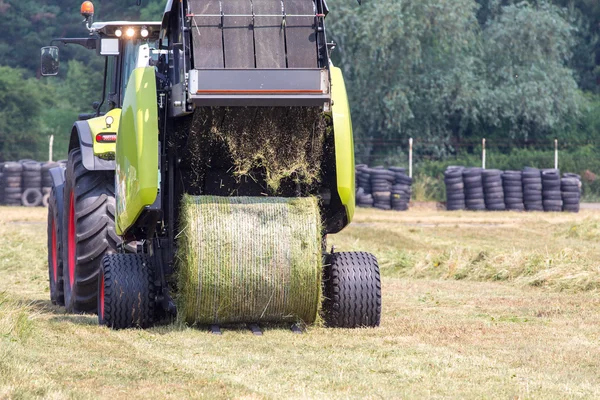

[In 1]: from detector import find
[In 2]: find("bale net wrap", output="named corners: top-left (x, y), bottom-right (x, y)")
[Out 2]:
top-left (177, 195), bottom-right (322, 325)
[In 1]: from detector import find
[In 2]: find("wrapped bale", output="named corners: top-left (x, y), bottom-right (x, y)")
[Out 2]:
top-left (177, 195), bottom-right (322, 325)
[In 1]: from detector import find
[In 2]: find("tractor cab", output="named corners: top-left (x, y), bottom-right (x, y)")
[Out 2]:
top-left (41, 2), bottom-right (161, 167)
top-left (41, 1), bottom-right (161, 116)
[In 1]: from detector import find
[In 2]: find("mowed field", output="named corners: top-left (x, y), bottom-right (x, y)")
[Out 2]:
top-left (1, 206), bottom-right (600, 399)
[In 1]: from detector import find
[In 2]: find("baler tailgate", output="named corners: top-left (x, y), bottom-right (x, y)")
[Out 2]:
top-left (188, 68), bottom-right (329, 106)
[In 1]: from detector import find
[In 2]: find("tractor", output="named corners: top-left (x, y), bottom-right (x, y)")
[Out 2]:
top-left (43, 0), bottom-right (381, 332)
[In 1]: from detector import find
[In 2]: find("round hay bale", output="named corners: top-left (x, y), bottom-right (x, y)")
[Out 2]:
top-left (177, 195), bottom-right (322, 325)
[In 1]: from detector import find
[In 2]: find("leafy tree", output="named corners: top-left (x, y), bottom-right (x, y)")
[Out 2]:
top-left (327, 0), bottom-right (482, 158)
top-left (0, 66), bottom-right (44, 160)
top-left (479, 1), bottom-right (582, 143)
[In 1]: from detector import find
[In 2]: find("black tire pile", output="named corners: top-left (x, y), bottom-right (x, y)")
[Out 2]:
top-left (561, 173), bottom-right (581, 213)
top-left (22, 161), bottom-right (43, 207)
top-left (445, 166), bottom-right (581, 212)
top-left (391, 167), bottom-right (412, 211)
top-left (523, 167), bottom-right (543, 211)
top-left (356, 165), bottom-right (412, 211)
top-left (444, 166), bottom-right (465, 210)
top-left (3, 162), bottom-right (23, 206)
top-left (370, 168), bottom-right (393, 210)
top-left (463, 167), bottom-right (486, 211)
top-left (482, 169), bottom-right (505, 211)
top-left (0, 160), bottom-right (63, 207)
top-left (541, 169), bottom-right (562, 212)
top-left (355, 165), bottom-right (373, 208)
top-left (502, 171), bottom-right (524, 211)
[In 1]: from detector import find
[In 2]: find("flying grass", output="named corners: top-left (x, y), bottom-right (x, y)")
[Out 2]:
top-left (176, 195), bottom-right (322, 325)
top-left (185, 107), bottom-right (328, 192)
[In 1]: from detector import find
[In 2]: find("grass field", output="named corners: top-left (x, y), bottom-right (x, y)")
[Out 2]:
top-left (1, 206), bottom-right (600, 399)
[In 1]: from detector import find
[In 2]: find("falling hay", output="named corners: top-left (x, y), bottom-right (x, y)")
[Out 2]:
top-left (183, 107), bottom-right (329, 192)
top-left (177, 195), bottom-right (322, 325)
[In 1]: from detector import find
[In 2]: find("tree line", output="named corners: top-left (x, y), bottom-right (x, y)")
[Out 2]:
top-left (0, 0), bottom-right (599, 164)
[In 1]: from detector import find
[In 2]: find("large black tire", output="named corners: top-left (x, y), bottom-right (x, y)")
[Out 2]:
top-left (47, 187), bottom-right (65, 306)
top-left (63, 148), bottom-right (121, 313)
top-left (323, 252), bottom-right (381, 328)
top-left (22, 188), bottom-right (43, 207)
top-left (99, 254), bottom-right (156, 329)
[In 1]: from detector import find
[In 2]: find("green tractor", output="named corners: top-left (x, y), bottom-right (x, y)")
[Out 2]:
top-left (44, 0), bottom-right (381, 331)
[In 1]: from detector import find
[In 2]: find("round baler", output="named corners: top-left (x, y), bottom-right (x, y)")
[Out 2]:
top-left (45, 0), bottom-right (381, 331)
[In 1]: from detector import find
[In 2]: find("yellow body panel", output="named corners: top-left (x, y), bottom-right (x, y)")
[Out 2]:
top-left (86, 108), bottom-right (121, 156)
top-left (115, 67), bottom-right (159, 235)
top-left (330, 66), bottom-right (355, 223)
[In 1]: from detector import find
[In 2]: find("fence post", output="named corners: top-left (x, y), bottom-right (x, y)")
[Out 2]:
top-left (554, 139), bottom-right (558, 170)
top-left (482, 138), bottom-right (486, 169)
top-left (49, 135), bottom-right (54, 162)
top-left (408, 137), bottom-right (413, 178)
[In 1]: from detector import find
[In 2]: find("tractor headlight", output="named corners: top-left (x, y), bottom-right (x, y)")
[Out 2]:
top-left (141, 27), bottom-right (149, 38)
top-left (115, 28), bottom-right (122, 37)
top-left (126, 27), bottom-right (135, 38)
top-left (105, 115), bottom-right (114, 128)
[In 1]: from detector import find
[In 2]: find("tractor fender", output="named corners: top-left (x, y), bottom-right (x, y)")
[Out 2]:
top-left (330, 66), bottom-right (356, 224)
top-left (48, 166), bottom-right (65, 189)
top-left (69, 121), bottom-right (115, 171)
top-left (49, 166), bottom-right (66, 228)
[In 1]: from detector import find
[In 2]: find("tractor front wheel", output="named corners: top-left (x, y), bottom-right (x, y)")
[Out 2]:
top-left (322, 251), bottom-right (382, 328)
top-left (63, 148), bottom-right (120, 313)
top-left (99, 254), bottom-right (156, 329)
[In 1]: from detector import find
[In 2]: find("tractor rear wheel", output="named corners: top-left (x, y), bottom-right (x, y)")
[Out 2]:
top-left (99, 254), bottom-right (156, 329)
top-left (322, 251), bottom-right (382, 328)
top-left (47, 186), bottom-right (64, 306)
top-left (63, 148), bottom-right (121, 313)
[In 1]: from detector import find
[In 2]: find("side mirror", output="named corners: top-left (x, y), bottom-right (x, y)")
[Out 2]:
top-left (99, 38), bottom-right (119, 56)
top-left (41, 46), bottom-right (59, 76)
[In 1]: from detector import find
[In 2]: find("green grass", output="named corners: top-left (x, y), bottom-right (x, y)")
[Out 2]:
top-left (1, 206), bottom-right (600, 398)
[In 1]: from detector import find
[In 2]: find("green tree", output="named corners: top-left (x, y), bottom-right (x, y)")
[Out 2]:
top-left (479, 1), bottom-right (582, 142)
top-left (327, 0), bottom-right (483, 158)
top-left (0, 66), bottom-right (44, 160)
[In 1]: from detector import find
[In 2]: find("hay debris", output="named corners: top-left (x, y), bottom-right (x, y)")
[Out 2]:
top-left (177, 195), bottom-right (322, 325)
top-left (184, 107), bottom-right (328, 192)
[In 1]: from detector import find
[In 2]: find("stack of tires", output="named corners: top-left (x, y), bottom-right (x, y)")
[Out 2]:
top-left (370, 168), bottom-right (393, 210)
top-left (444, 166), bottom-right (465, 210)
top-left (482, 169), bottom-right (505, 211)
top-left (3, 162), bottom-right (23, 206)
top-left (356, 166), bottom-right (373, 208)
top-left (463, 167), bottom-right (486, 211)
top-left (391, 168), bottom-right (411, 211)
top-left (561, 173), bottom-right (581, 213)
top-left (355, 165), bottom-right (412, 211)
top-left (541, 169), bottom-right (562, 212)
top-left (522, 168), bottom-right (543, 211)
top-left (21, 161), bottom-right (43, 207)
top-left (502, 170), bottom-right (524, 211)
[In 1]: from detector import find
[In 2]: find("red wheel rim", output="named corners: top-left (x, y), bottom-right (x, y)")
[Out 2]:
top-left (99, 275), bottom-right (105, 319)
top-left (68, 191), bottom-right (75, 288)
top-left (51, 218), bottom-right (57, 282)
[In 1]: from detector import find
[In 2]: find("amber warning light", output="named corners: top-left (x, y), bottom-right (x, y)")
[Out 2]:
top-left (81, 1), bottom-right (94, 19)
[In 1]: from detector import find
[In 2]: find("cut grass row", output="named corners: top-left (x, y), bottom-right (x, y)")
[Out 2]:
top-left (334, 207), bottom-right (600, 292)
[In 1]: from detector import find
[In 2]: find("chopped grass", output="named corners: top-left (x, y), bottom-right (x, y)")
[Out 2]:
top-left (177, 196), bottom-right (322, 325)
top-left (185, 107), bottom-right (328, 192)
top-left (332, 208), bottom-right (600, 292)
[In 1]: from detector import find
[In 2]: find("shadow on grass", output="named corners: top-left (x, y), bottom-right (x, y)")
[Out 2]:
top-left (19, 298), bottom-right (311, 333)
top-left (16, 298), bottom-right (98, 326)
